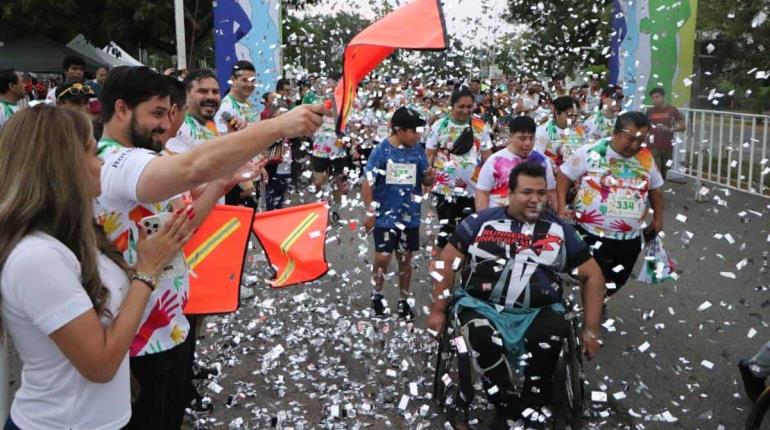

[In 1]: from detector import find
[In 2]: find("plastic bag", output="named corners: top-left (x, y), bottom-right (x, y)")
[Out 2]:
top-left (637, 237), bottom-right (676, 284)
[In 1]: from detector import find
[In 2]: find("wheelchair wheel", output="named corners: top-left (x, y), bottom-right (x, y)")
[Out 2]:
top-left (563, 316), bottom-right (586, 422)
top-left (433, 325), bottom-right (456, 407)
top-left (746, 386), bottom-right (770, 429)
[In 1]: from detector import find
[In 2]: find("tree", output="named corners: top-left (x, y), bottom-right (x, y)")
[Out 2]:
top-left (504, 0), bottom-right (613, 78)
top-left (694, 0), bottom-right (770, 112)
top-left (0, 0), bottom-right (214, 69)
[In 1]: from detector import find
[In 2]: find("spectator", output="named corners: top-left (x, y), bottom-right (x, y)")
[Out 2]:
top-left (0, 68), bottom-right (25, 130)
top-left (90, 66), bottom-right (109, 98)
top-left (47, 55), bottom-right (86, 102)
top-left (94, 66), bottom-right (324, 429)
top-left (215, 60), bottom-right (259, 133)
top-left (56, 82), bottom-right (94, 115)
top-left (0, 104), bottom-right (192, 430)
top-left (645, 87), bottom-right (686, 179)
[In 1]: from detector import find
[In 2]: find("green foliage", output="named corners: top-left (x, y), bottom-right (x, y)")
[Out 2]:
top-left (0, 0), bottom-right (213, 68)
top-left (504, 0), bottom-right (613, 77)
top-left (696, 0), bottom-right (770, 112)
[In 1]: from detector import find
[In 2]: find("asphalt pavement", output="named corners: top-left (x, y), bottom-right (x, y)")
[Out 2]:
top-left (185, 178), bottom-right (770, 429)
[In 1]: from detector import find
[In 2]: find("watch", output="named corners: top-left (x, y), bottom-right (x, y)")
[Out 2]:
top-left (131, 273), bottom-right (158, 291)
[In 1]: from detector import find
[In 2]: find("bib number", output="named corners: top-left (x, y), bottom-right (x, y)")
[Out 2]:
top-left (386, 162), bottom-right (417, 185)
top-left (607, 194), bottom-right (643, 218)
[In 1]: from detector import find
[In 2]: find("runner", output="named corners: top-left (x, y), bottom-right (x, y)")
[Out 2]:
top-left (583, 86), bottom-right (624, 142)
top-left (428, 162), bottom-right (605, 429)
top-left (645, 87), bottom-right (686, 180)
top-left (310, 78), bottom-right (348, 223)
top-left (425, 85), bottom-right (493, 251)
top-left (475, 115), bottom-right (556, 210)
top-left (362, 107), bottom-right (434, 319)
top-left (0, 68), bottom-right (25, 130)
top-left (584, 73), bottom-right (603, 113)
top-left (534, 95), bottom-right (585, 165)
top-left (556, 111), bottom-right (665, 299)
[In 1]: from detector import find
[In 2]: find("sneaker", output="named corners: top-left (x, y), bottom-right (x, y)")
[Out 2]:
top-left (371, 293), bottom-right (385, 317)
top-left (240, 285), bottom-right (255, 300)
top-left (397, 299), bottom-right (414, 321)
top-left (331, 211), bottom-right (341, 226)
top-left (739, 359), bottom-right (767, 402)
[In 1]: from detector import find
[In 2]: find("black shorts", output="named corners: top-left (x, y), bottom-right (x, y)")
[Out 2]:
top-left (373, 227), bottom-right (420, 253)
top-left (577, 225), bottom-right (642, 294)
top-left (311, 155), bottom-right (348, 176)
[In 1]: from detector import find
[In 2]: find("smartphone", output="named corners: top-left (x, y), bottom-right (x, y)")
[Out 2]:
top-left (139, 212), bottom-right (187, 280)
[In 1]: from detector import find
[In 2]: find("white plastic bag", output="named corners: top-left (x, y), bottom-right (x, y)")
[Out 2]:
top-left (637, 237), bottom-right (676, 284)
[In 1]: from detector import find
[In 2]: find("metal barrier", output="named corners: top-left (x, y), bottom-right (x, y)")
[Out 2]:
top-left (675, 108), bottom-right (769, 198)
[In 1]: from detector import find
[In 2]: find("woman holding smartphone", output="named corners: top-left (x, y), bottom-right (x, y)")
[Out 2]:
top-left (0, 105), bottom-right (194, 430)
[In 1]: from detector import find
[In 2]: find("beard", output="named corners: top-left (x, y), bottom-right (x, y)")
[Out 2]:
top-left (129, 114), bottom-right (164, 153)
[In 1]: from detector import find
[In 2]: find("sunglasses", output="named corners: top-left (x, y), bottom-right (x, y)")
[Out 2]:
top-left (57, 83), bottom-right (94, 100)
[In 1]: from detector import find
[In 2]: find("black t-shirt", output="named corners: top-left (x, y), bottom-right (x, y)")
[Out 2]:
top-left (448, 207), bottom-right (591, 309)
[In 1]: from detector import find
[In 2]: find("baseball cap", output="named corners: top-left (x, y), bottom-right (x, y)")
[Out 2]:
top-left (391, 106), bottom-right (426, 131)
top-left (56, 82), bottom-right (94, 102)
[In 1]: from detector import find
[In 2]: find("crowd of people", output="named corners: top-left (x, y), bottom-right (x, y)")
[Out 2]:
top-left (0, 51), bottom-right (735, 430)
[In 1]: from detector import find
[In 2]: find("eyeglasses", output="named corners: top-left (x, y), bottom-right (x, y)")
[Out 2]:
top-left (57, 83), bottom-right (94, 100)
top-left (621, 130), bottom-right (649, 144)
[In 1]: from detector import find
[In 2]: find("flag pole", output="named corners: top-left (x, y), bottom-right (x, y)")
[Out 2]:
top-left (174, 0), bottom-right (187, 70)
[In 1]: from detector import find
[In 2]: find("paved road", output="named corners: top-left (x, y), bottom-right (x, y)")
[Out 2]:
top-left (187, 179), bottom-right (769, 429)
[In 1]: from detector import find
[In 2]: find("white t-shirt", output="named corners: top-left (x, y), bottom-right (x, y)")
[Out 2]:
top-left (94, 140), bottom-right (190, 357)
top-left (1, 232), bottom-right (131, 430)
top-left (476, 148), bottom-right (556, 208)
top-left (0, 101), bottom-right (19, 130)
top-left (166, 113), bottom-right (218, 154)
top-left (214, 94), bottom-right (259, 134)
top-left (46, 87), bottom-right (57, 103)
top-left (425, 115), bottom-right (493, 197)
top-left (560, 138), bottom-right (664, 240)
top-left (312, 116), bottom-right (346, 159)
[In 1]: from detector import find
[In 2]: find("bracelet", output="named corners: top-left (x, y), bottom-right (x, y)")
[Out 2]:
top-left (131, 273), bottom-right (158, 291)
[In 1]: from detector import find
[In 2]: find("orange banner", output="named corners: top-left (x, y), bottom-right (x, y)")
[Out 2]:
top-left (252, 201), bottom-right (329, 288)
top-left (183, 204), bottom-right (255, 315)
top-left (334, 0), bottom-right (448, 133)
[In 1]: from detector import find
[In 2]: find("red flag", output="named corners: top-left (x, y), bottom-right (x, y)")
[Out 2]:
top-left (252, 202), bottom-right (329, 288)
top-left (183, 205), bottom-right (255, 315)
top-left (334, 0), bottom-right (448, 133)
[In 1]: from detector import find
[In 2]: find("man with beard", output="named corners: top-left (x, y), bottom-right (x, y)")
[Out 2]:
top-left (94, 66), bottom-right (325, 429)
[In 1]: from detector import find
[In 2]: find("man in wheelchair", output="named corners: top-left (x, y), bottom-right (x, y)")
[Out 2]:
top-left (427, 162), bottom-right (606, 429)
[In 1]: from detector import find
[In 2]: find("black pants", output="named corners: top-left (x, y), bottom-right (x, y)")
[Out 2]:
top-left (265, 163), bottom-right (290, 211)
top-left (124, 320), bottom-right (196, 430)
top-left (459, 307), bottom-right (569, 411)
top-left (577, 226), bottom-right (642, 295)
top-left (225, 183), bottom-right (259, 209)
top-left (434, 194), bottom-right (475, 249)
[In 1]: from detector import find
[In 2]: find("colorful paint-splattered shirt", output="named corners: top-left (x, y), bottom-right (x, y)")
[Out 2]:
top-left (560, 138), bottom-right (664, 240)
top-left (475, 149), bottom-right (555, 208)
top-left (425, 115), bottom-right (492, 197)
top-left (583, 110), bottom-right (617, 142)
top-left (215, 94), bottom-right (259, 134)
top-left (534, 119), bottom-right (586, 165)
top-left (312, 115), bottom-right (346, 159)
top-left (94, 139), bottom-right (190, 357)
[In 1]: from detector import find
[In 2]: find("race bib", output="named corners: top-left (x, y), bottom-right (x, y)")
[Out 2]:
top-left (386, 162), bottom-right (417, 185)
top-left (607, 193), bottom-right (644, 218)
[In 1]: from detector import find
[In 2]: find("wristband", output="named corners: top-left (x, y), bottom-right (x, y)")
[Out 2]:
top-left (131, 273), bottom-right (158, 291)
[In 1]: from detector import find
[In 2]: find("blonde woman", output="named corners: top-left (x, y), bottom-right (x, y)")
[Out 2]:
top-left (0, 105), bottom-right (194, 430)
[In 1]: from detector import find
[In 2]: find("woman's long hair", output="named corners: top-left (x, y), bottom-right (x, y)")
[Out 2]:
top-left (0, 105), bottom-right (131, 330)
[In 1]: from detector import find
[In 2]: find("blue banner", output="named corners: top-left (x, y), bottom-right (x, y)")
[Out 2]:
top-left (214, 0), bottom-right (282, 105)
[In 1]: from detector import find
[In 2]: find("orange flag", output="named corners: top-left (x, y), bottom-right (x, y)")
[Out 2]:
top-left (183, 205), bottom-right (255, 315)
top-left (252, 202), bottom-right (329, 288)
top-left (334, 0), bottom-right (448, 133)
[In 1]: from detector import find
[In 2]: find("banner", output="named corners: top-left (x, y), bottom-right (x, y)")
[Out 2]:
top-left (252, 201), bottom-right (329, 288)
top-left (213, 0), bottom-right (282, 105)
top-left (610, 0), bottom-right (698, 108)
top-left (183, 205), bottom-right (255, 315)
top-left (334, 0), bottom-right (448, 133)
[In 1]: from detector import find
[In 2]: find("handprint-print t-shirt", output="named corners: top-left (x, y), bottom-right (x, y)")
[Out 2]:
top-left (94, 139), bottom-right (190, 357)
top-left (475, 149), bottom-right (555, 208)
top-left (560, 138), bottom-right (664, 240)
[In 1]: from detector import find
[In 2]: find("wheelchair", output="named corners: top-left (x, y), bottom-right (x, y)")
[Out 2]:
top-left (432, 285), bottom-right (587, 428)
